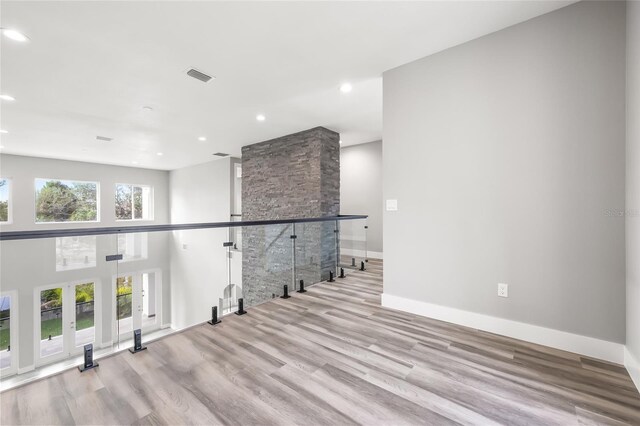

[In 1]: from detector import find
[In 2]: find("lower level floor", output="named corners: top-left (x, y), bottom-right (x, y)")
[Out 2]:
top-left (1, 259), bottom-right (639, 425)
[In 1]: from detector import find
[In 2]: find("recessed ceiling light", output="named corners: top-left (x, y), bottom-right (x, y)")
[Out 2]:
top-left (339, 140), bottom-right (343, 144)
top-left (132, 161), bottom-right (139, 165)
top-left (0, 94), bottom-right (15, 101)
top-left (198, 136), bottom-right (207, 141)
top-left (0, 145), bottom-right (4, 150)
top-left (256, 114), bottom-right (266, 122)
top-left (0, 129), bottom-right (8, 134)
top-left (340, 83), bottom-right (352, 93)
top-left (2, 29), bottom-right (29, 42)
top-left (157, 152), bottom-right (164, 156)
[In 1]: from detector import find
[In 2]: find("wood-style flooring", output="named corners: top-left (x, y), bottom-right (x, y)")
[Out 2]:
top-left (1, 260), bottom-right (639, 425)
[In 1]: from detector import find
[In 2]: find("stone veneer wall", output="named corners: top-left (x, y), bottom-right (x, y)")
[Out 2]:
top-left (241, 127), bottom-right (340, 306)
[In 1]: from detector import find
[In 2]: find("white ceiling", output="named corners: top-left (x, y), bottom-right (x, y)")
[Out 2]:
top-left (0, 0), bottom-right (573, 170)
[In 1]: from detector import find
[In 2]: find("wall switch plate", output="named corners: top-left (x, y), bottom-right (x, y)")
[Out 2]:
top-left (498, 283), bottom-right (508, 298)
top-left (386, 199), bottom-right (398, 211)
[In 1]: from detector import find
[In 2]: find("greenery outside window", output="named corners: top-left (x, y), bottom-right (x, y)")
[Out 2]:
top-left (115, 184), bottom-right (153, 221)
top-left (35, 178), bottom-right (99, 223)
top-left (0, 178), bottom-right (11, 224)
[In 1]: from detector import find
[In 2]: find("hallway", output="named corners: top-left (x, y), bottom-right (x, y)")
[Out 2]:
top-left (1, 260), bottom-right (639, 425)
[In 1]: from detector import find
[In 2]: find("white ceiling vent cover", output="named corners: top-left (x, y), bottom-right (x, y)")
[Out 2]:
top-left (96, 135), bottom-right (113, 141)
top-left (187, 68), bottom-right (214, 83)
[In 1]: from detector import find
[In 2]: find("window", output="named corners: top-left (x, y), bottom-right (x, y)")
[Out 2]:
top-left (0, 294), bottom-right (13, 371)
top-left (117, 233), bottom-right (148, 262)
top-left (115, 184), bottom-right (153, 220)
top-left (56, 236), bottom-right (97, 271)
top-left (35, 178), bottom-right (99, 223)
top-left (0, 178), bottom-right (11, 224)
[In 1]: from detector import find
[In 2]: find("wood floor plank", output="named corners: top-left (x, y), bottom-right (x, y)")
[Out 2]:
top-left (2, 259), bottom-right (639, 425)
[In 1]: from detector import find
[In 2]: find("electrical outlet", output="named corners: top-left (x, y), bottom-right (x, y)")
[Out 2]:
top-left (498, 283), bottom-right (508, 298)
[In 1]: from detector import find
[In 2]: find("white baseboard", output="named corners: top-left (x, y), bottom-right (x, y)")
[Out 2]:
top-left (625, 346), bottom-right (640, 392)
top-left (341, 248), bottom-right (383, 260)
top-left (17, 364), bottom-right (35, 375)
top-left (381, 293), bottom-right (624, 364)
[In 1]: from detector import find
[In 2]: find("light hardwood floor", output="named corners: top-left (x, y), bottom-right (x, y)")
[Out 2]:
top-left (2, 260), bottom-right (639, 425)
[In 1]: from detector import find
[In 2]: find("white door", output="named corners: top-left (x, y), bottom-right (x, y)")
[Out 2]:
top-left (114, 271), bottom-right (160, 346)
top-left (36, 281), bottom-right (99, 366)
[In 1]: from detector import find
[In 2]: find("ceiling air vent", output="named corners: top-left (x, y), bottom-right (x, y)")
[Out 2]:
top-left (213, 152), bottom-right (229, 157)
top-left (96, 135), bottom-right (113, 142)
top-left (187, 68), bottom-right (213, 83)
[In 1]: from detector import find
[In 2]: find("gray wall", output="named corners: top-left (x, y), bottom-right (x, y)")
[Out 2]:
top-left (341, 140), bottom-right (383, 254)
top-left (0, 154), bottom-right (171, 371)
top-left (627, 0), bottom-right (640, 385)
top-left (242, 127), bottom-right (340, 306)
top-left (383, 1), bottom-right (626, 343)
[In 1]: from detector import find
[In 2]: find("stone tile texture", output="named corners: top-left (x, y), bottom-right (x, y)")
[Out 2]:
top-left (241, 127), bottom-right (340, 306)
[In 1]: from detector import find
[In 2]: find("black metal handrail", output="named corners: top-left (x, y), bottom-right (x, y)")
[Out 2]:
top-left (0, 215), bottom-right (367, 241)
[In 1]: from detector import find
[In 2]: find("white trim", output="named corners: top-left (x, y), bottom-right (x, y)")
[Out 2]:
top-left (0, 177), bottom-right (13, 225)
top-left (341, 248), bottom-right (383, 260)
top-left (17, 364), bottom-right (34, 375)
top-left (0, 290), bottom-right (18, 378)
top-left (625, 346), bottom-right (640, 392)
top-left (381, 293), bottom-right (624, 364)
top-left (34, 177), bottom-right (101, 224)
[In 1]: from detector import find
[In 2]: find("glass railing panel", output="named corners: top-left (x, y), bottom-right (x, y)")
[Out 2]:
top-left (0, 215), bottom-right (368, 382)
top-left (0, 233), bottom-right (118, 377)
top-left (294, 222), bottom-right (321, 287)
top-left (221, 226), bottom-right (242, 316)
top-left (230, 214), bottom-right (242, 252)
top-left (165, 227), bottom-right (229, 330)
top-left (338, 218), bottom-right (369, 270)
top-left (241, 223), bottom-right (293, 308)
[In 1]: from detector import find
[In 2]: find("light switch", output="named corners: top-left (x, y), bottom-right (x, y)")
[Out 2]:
top-left (386, 199), bottom-right (398, 211)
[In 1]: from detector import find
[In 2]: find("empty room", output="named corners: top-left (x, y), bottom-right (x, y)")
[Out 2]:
top-left (0, 0), bottom-right (639, 425)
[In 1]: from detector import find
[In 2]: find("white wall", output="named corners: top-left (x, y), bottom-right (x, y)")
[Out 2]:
top-left (626, 0), bottom-right (640, 390)
top-left (169, 158), bottom-right (234, 329)
top-left (383, 0), bottom-right (626, 359)
top-left (0, 154), bottom-right (171, 371)
top-left (340, 140), bottom-right (383, 255)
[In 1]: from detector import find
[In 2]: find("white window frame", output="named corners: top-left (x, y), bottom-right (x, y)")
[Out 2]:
top-left (34, 178), bottom-right (101, 224)
top-left (115, 183), bottom-right (154, 222)
top-left (0, 177), bottom-right (13, 225)
top-left (33, 279), bottom-right (102, 367)
top-left (0, 290), bottom-right (19, 378)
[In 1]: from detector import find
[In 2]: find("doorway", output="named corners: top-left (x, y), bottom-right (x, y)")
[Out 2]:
top-left (113, 270), bottom-right (161, 346)
top-left (35, 281), bottom-right (100, 366)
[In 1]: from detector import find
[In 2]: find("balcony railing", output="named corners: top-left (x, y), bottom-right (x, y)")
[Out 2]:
top-left (0, 215), bottom-right (368, 380)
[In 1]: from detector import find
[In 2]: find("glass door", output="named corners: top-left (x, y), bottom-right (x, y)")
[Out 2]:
top-left (36, 281), bottom-right (100, 365)
top-left (37, 285), bottom-right (66, 364)
top-left (115, 275), bottom-right (134, 346)
top-left (114, 271), bottom-right (161, 346)
top-left (71, 282), bottom-right (97, 353)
